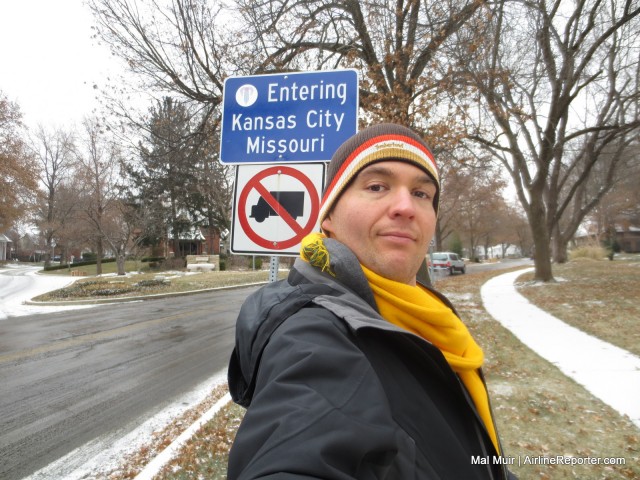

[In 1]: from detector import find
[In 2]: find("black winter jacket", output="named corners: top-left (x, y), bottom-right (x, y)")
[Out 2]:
top-left (228, 239), bottom-right (512, 479)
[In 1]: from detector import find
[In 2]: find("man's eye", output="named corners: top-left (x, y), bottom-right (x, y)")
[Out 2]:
top-left (367, 184), bottom-right (385, 192)
top-left (413, 191), bottom-right (428, 199)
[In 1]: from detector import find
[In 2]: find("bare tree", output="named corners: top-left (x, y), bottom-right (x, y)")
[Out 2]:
top-left (88, 0), bottom-right (241, 256)
top-left (76, 118), bottom-right (126, 274)
top-left (88, 1), bottom-right (504, 260)
top-left (552, 138), bottom-right (640, 261)
top-left (102, 198), bottom-right (149, 275)
top-left (435, 154), bottom-right (477, 251)
top-left (236, 0), bottom-right (488, 149)
top-left (88, 0), bottom-right (233, 134)
top-left (30, 126), bottom-right (77, 267)
top-left (76, 117), bottom-right (164, 275)
top-left (51, 183), bottom-right (93, 264)
top-left (89, 0), bottom-right (490, 152)
top-left (481, 201), bottom-right (521, 259)
top-left (503, 204), bottom-right (533, 258)
top-left (452, 166), bottom-right (507, 259)
top-left (461, 0), bottom-right (640, 281)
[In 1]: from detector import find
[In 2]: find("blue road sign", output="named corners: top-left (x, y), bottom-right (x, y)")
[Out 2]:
top-left (220, 70), bottom-right (358, 164)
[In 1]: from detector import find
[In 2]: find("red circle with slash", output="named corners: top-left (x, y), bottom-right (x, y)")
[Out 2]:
top-left (238, 165), bottom-right (320, 250)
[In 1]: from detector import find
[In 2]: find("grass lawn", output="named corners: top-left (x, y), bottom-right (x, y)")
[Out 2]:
top-left (517, 255), bottom-right (640, 357)
top-left (34, 267), bottom-right (287, 301)
top-left (448, 265), bottom-right (639, 479)
top-left (41, 260), bottom-right (155, 276)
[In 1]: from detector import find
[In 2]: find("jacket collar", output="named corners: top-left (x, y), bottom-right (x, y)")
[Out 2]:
top-left (292, 237), bottom-right (377, 310)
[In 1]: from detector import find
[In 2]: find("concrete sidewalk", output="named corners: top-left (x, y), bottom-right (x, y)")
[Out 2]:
top-left (481, 268), bottom-right (640, 429)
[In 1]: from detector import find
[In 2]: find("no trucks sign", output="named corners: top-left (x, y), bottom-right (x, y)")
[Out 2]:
top-left (230, 163), bottom-right (325, 256)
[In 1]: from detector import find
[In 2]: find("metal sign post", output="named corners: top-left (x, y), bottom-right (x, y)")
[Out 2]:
top-left (269, 256), bottom-right (280, 283)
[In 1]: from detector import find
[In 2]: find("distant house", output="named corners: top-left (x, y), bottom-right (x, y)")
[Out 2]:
top-left (615, 225), bottom-right (640, 253)
top-left (573, 222), bottom-right (640, 253)
top-left (12, 233), bottom-right (48, 262)
top-left (160, 226), bottom-right (223, 257)
top-left (473, 244), bottom-right (522, 260)
top-left (0, 234), bottom-right (12, 261)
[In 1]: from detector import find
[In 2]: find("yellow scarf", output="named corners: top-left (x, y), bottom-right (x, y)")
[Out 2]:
top-left (362, 265), bottom-right (499, 453)
top-left (300, 233), bottom-right (499, 452)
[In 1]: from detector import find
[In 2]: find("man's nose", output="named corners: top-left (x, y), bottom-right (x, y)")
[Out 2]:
top-left (388, 188), bottom-right (416, 217)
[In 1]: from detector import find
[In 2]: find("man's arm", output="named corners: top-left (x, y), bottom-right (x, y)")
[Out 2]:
top-left (228, 308), bottom-right (412, 479)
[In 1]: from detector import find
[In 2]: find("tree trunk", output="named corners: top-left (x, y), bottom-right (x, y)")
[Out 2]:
top-left (434, 222), bottom-right (443, 251)
top-left (172, 228), bottom-right (180, 258)
top-left (116, 252), bottom-right (126, 275)
top-left (96, 236), bottom-right (103, 275)
top-left (529, 198), bottom-right (554, 282)
top-left (44, 234), bottom-right (53, 269)
top-left (552, 230), bottom-right (569, 264)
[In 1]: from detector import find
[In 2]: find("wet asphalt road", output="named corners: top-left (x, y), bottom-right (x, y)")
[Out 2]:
top-left (0, 286), bottom-right (257, 480)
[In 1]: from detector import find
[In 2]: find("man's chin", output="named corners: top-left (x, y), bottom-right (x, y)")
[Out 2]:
top-left (370, 257), bottom-right (419, 285)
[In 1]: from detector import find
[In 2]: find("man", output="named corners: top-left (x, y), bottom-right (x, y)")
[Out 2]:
top-left (227, 123), bottom-right (513, 479)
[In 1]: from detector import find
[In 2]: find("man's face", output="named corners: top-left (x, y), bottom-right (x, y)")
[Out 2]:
top-left (321, 161), bottom-right (437, 285)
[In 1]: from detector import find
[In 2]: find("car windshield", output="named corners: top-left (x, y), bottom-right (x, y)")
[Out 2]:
top-left (432, 253), bottom-right (448, 260)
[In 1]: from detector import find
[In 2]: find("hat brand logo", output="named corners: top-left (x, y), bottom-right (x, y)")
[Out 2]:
top-left (375, 141), bottom-right (405, 150)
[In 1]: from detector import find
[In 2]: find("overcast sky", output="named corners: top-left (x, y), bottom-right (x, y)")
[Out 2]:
top-left (0, 1), bottom-right (122, 129)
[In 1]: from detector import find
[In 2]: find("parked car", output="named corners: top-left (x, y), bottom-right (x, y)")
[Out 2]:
top-left (430, 252), bottom-right (466, 275)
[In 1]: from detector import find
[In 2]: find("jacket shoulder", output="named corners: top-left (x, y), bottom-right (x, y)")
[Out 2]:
top-left (228, 279), bottom-right (340, 407)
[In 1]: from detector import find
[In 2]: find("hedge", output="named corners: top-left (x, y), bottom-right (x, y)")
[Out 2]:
top-left (43, 258), bottom-right (116, 271)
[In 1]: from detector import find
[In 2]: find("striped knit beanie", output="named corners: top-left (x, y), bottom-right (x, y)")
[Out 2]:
top-left (319, 123), bottom-right (439, 225)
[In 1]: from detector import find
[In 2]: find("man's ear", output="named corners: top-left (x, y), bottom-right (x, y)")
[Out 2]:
top-left (321, 216), bottom-right (333, 237)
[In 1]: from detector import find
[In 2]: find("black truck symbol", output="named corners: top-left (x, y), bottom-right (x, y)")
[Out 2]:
top-left (250, 191), bottom-right (305, 223)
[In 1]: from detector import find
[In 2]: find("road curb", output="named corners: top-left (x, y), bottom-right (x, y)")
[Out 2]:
top-left (133, 393), bottom-right (232, 480)
top-left (25, 282), bottom-right (268, 306)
